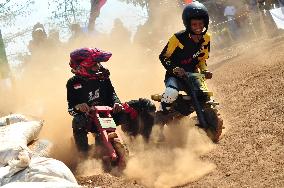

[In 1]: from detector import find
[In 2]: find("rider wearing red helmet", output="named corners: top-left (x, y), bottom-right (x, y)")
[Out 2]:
top-left (69, 47), bottom-right (112, 79)
top-left (67, 48), bottom-right (157, 152)
top-left (67, 47), bottom-right (123, 152)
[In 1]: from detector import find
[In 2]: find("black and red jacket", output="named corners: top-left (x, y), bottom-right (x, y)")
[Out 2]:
top-left (159, 30), bottom-right (210, 79)
top-left (66, 75), bottom-right (121, 116)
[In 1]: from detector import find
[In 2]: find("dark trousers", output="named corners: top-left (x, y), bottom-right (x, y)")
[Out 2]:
top-left (72, 112), bottom-right (127, 152)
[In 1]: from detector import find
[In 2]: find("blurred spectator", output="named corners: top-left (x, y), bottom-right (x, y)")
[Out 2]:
top-left (235, 4), bottom-right (254, 39)
top-left (243, 0), bottom-right (263, 37)
top-left (248, 0), bottom-right (259, 11)
top-left (69, 23), bottom-right (84, 43)
top-left (48, 29), bottom-right (62, 48)
top-left (110, 19), bottom-right (131, 46)
top-left (224, 3), bottom-right (240, 40)
top-left (28, 22), bottom-right (48, 54)
top-left (214, 1), bottom-right (227, 23)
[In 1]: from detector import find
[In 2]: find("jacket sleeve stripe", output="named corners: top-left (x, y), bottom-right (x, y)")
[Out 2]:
top-left (164, 35), bottom-right (183, 58)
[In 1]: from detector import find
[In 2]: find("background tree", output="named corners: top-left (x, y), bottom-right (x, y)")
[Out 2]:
top-left (88, 0), bottom-right (107, 32)
top-left (48, 0), bottom-right (89, 30)
top-left (0, 0), bottom-right (35, 27)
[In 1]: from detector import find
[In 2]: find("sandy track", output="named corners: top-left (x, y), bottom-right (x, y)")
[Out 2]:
top-left (78, 35), bottom-right (284, 188)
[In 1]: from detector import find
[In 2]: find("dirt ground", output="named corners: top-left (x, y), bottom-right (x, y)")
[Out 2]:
top-left (77, 35), bottom-right (284, 188)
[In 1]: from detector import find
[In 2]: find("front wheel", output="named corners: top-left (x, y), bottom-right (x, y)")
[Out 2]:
top-left (101, 133), bottom-right (129, 173)
top-left (112, 138), bottom-right (129, 170)
top-left (203, 107), bottom-right (223, 143)
top-left (101, 140), bottom-right (129, 173)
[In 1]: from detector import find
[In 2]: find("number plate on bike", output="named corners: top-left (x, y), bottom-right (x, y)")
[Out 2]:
top-left (99, 118), bottom-right (117, 129)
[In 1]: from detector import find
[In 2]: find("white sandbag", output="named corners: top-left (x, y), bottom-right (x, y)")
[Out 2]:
top-left (7, 150), bottom-right (31, 175)
top-left (1, 157), bottom-right (78, 186)
top-left (0, 121), bottom-right (43, 166)
top-left (0, 114), bottom-right (28, 126)
top-left (29, 139), bottom-right (53, 158)
top-left (0, 146), bottom-right (28, 167)
top-left (0, 150), bottom-right (31, 181)
top-left (0, 166), bottom-right (10, 180)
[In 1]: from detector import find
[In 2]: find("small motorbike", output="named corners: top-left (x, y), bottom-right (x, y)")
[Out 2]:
top-left (152, 73), bottom-right (223, 143)
top-left (85, 106), bottom-right (129, 171)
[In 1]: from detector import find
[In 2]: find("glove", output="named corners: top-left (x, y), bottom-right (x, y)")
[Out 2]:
top-left (173, 67), bottom-right (186, 77)
top-left (203, 70), bottom-right (213, 79)
top-left (113, 103), bottom-right (123, 113)
top-left (122, 103), bottom-right (138, 120)
top-left (75, 103), bottom-right (90, 113)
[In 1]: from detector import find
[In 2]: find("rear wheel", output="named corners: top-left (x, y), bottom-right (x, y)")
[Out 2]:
top-left (203, 107), bottom-right (223, 143)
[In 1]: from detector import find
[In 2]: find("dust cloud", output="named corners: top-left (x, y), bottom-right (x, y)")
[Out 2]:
top-left (75, 158), bottom-right (104, 177)
top-left (0, 31), bottom-right (165, 169)
top-left (1, 2), bottom-right (222, 187)
top-left (124, 118), bottom-right (215, 188)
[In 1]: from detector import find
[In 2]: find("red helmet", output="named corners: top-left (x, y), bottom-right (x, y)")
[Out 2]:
top-left (69, 48), bottom-right (112, 78)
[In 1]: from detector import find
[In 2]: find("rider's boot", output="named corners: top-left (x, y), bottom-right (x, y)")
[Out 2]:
top-left (73, 128), bottom-right (89, 159)
top-left (155, 106), bottom-right (169, 143)
top-left (72, 115), bottom-right (89, 156)
top-left (154, 87), bottom-right (179, 143)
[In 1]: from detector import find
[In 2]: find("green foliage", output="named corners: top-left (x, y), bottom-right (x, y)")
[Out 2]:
top-left (0, 0), bottom-right (35, 27)
top-left (48, 0), bottom-right (89, 29)
top-left (118, 0), bottom-right (149, 10)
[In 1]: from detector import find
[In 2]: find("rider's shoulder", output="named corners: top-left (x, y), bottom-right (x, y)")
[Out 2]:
top-left (174, 30), bottom-right (188, 40)
top-left (166, 30), bottom-right (188, 44)
top-left (203, 33), bottom-right (211, 41)
top-left (67, 75), bottom-right (85, 86)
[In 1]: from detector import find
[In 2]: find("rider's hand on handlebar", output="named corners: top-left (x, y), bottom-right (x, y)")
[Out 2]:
top-left (173, 67), bottom-right (186, 78)
top-left (113, 103), bottom-right (123, 113)
top-left (204, 71), bottom-right (213, 79)
top-left (75, 103), bottom-right (90, 113)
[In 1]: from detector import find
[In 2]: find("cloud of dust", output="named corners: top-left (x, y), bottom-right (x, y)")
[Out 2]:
top-left (124, 117), bottom-right (216, 188)
top-left (0, 15), bottom-right (171, 168)
top-left (75, 158), bottom-right (104, 177)
top-left (0, 0), bottom-right (227, 183)
top-left (0, 43), bottom-right (76, 166)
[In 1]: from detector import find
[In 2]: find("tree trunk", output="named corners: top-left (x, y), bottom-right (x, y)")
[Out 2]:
top-left (88, 0), bottom-right (107, 32)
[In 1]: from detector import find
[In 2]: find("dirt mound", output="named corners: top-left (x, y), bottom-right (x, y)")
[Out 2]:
top-left (77, 35), bottom-right (284, 187)
top-left (186, 35), bottom-right (284, 187)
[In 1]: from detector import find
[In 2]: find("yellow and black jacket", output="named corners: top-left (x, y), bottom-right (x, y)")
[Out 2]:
top-left (159, 30), bottom-right (210, 79)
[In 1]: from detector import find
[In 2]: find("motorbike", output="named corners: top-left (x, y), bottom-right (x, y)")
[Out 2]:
top-left (152, 72), bottom-right (223, 143)
top-left (85, 106), bottom-right (129, 171)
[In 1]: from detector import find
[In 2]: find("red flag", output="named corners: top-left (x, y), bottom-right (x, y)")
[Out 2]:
top-left (184, 0), bottom-right (193, 4)
top-left (88, 0), bottom-right (107, 31)
top-left (98, 0), bottom-right (107, 10)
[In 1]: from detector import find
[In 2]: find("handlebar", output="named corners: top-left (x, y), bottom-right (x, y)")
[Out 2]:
top-left (182, 72), bottom-right (205, 80)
